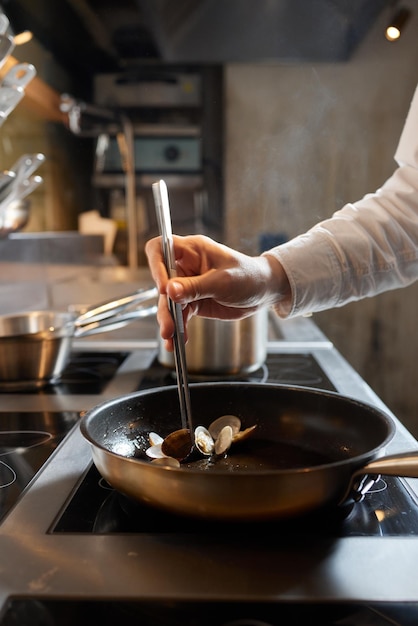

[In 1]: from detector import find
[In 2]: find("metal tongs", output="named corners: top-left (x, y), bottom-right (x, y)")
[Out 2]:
top-left (152, 180), bottom-right (194, 433)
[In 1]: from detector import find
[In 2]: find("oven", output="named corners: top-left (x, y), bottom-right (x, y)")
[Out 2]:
top-left (91, 66), bottom-right (224, 266)
top-left (1, 312), bottom-right (418, 625)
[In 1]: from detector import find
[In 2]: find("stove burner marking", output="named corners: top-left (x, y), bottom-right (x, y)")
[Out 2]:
top-left (0, 430), bottom-right (53, 491)
top-left (247, 363), bottom-right (269, 383)
top-left (0, 459), bottom-right (16, 488)
top-left (367, 478), bottom-right (388, 494)
top-left (0, 430), bottom-right (52, 453)
top-left (98, 477), bottom-right (113, 491)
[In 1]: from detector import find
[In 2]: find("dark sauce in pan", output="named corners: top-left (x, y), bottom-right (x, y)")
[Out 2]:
top-left (182, 439), bottom-right (335, 472)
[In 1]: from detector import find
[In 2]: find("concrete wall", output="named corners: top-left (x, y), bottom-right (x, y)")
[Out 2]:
top-left (223, 3), bottom-right (418, 436)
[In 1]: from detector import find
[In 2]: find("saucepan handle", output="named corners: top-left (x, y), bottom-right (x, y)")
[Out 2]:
top-left (73, 286), bottom-right (158, 337)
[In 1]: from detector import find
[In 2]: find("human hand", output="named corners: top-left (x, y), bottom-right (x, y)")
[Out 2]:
top-left (145, 234), bottom-right (290, 351)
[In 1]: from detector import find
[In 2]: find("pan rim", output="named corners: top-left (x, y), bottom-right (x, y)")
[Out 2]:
top-left (0, 310), bottom-right (74, 340)
top-left (80, 381), bottom-right (396, 477)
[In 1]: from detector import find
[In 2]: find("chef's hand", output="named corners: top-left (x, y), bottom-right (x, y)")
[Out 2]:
top-left (145, 234), bottom-right (291, 351)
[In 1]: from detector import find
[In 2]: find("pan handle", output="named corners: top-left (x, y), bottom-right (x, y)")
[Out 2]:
top-left (360, 451), bottom-right (418, 478)
top-left (73, 286), bottom-right (158, 337)
top-left (342, 451), bottom-right (418, 505)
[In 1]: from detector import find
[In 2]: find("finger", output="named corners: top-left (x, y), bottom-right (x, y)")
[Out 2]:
top-left (144, 237), bottom-right (169, 292)
top-left (163, 337), bottom-right (175, 353)
top-left (166, 270), bottom-right (231, 306)
top-left (156, 294), bottom-right (175, 340)
top-left (158, 296), bottom-right (190, 348)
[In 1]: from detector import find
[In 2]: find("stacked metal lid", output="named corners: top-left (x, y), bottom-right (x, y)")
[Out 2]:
top-left (0, 9), bottom-right (44, 237)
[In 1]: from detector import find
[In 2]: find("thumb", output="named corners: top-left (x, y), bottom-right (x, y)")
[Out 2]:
top-left (167, 280), bottom-right (186, 302)
top-left (167, 276), bottom-right (208, 304)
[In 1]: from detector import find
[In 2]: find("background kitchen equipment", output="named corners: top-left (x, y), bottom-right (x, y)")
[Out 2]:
top-left (0, 12), bottom-right (14, 75)
top-left (2, 154), bottom-right (44, 199)
top-left (0, 153), bottom-right (45, 236)
top-left (91, 67), bottom-right (224, 264)
top-left (61, 67), bottom-right (223, 267)
top-left (7, 152), bottom-right (45, 187)
top-left (0, 171), bottom-right (42, 203)
top-left (0, 198), bottom-right (30, 237)
top-left (81, 382), bottom-right (418, 522)
top-left (0, 62), bottom-right (37, 126)
top-left (0, 169), bottom-right (15, 197)
top-left (0, 174), bottom-right (42, 211)
top-left (0, 286), bottom-right (157, 389)
top-left (158, 309), bottom-right (268, 375)
top-left (0, 34), bottom-right (14, 72)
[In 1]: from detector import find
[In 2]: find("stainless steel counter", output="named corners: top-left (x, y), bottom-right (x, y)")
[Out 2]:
top-left (0, 270), bottom-right (418, 620)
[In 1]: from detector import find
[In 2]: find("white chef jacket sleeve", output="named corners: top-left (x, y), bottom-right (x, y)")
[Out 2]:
top-left (264, 85), bottom-right (418, 319)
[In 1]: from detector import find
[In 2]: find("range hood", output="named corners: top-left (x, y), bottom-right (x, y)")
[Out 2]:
top-left (137, 0), bottom-right (391, 63)
top-left (2, 0), bottom-right (392, 94)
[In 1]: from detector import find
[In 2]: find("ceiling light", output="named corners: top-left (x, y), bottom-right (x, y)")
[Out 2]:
top-left (385, 6), bottom-right (411, 41)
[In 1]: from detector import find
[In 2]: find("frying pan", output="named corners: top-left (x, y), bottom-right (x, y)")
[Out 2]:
top-left (80, 382), bottom-right (418, 521)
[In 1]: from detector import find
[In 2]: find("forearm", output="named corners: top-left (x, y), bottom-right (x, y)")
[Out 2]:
top-left (265, 163), bottom-right (418, 318)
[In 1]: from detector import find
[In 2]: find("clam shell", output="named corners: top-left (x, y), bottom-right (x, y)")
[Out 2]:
top-left (149, 431), bottom-right (164, 446)
top-left (195, 425), bottom-right (215, 455)
top-left (208, 414), bottom-right (241, 440)
top-left (151, 456), bottom-right (181, 468)
top-left (214, 425), bottom-right (233, 456)
top-left (232, 424), bottom-right (257, 442)
top-left (161, 428), bottom-right (193, 461)
top-left (145, 443), bottom-right (165, 459)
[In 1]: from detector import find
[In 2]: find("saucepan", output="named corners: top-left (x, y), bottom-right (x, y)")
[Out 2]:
top-left (80, 382), bottom-right (418, 522)
top-left (0, 287), bottom-right (157, 390)
top-left (158, 308), bottom-right (268, 375)
top-left (0, 199), bottom-right (30, 237)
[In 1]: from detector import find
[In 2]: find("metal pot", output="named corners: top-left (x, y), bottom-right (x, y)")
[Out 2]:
top-left (158, 308), bottom-right (268, 375)
top-left (80, 382), bottom-right (418, 522)
top-left (0, 199), bottom-right (30, 237)
top-left (0, 287), bottom-right (157, 390)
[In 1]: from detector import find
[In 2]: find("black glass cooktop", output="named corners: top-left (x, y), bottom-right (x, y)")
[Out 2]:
top-left (138, 352), bottom-right (337, 391)
top-left (56, 351), bottom-right (129, 394)
top-left (51, 463), bottom-right (418, 537)
top-left (0, 352), bottom-right (129, 395)
top-left (3, 597), bottom-right (418, 626)
top-left (0, 411), bottom-right (81, 523)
